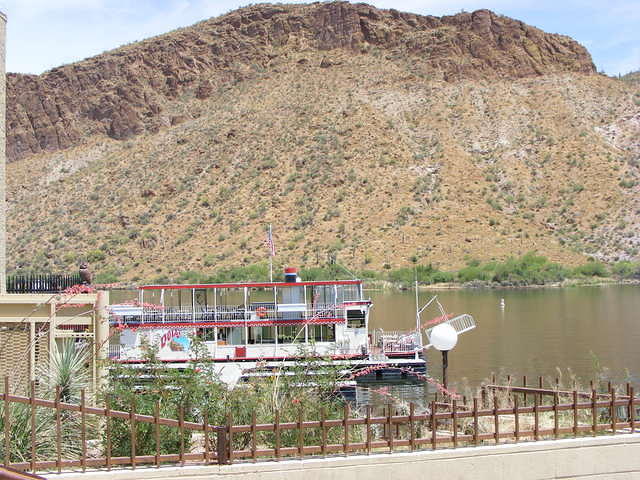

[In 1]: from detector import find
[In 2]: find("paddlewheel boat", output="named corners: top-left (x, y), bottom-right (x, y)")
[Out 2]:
top-left (108, 268), bottom-right (427, 379)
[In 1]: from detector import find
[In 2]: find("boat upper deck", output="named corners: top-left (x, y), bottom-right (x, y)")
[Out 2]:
top-left (138, 279), bottom-right (363, 290)
top-left (111, 276), bottom-right (371, 328)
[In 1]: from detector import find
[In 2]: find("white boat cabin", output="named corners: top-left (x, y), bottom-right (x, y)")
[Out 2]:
top-left (109, 269), bottom-right (376, 363)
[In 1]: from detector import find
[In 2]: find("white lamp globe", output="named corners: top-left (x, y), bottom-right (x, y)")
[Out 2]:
top-left (430, 323), bottom-right (458, 351)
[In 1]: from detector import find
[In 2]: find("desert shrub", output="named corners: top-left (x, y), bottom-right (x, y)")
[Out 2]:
top-left (388, 264), bottom-right (453, 285)
top-left (87, 249), bottom-right (106, 262)
top-left (611, 261), bottom-right (640, 279)
top-left (572, 260), bottom-right (608, 277)
top-left (94, 269), bottom-right (120, 284)
top-left (491, 253), bottom-right (568, 285)
top-left (102, 342), bottom-right (347, 454)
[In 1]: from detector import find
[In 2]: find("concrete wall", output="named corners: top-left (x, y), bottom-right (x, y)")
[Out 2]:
top-left (46, 433), bottom-right (640, 480)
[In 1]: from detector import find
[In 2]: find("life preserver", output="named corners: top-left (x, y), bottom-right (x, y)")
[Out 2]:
top-left (256, 306), bottom-right (268, 318)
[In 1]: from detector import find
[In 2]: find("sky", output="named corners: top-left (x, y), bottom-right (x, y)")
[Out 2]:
top-left (1, 0), bottom-right (638, 76)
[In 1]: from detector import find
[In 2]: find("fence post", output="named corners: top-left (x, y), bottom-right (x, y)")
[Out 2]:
top-left (227, 412), bottom-right (233, 464)
top-left (30, 381), bottom-right (36, 473)
top-left (130, 398), bottom-right (137, 470)
top-left (216, 427), bottom-right (229, 465)
top-left (321, 407), bottom-right (327, 457)
top-left (365, 406), bottom-right (371, 455)
top-left (298, 407), bottom-right (304, 458)
top-left (452, 399), bottom-right (458, 448)
top-left (81, 389), bottom-right (87, 472)
top-left (553, 391), bottom-right (559, 439)
top-left (473, 397), bottom-right (479, 446)
top-left (55, 386), bottom-right (61, 473)
top-left (343, 403), bottom-right (349, 456)
top-left (572, 390), bottom-right (578, 437)
top-left (105, 395), bottom-right (112, 471)
top-left (630, 387), bottom-right (635, 434)
top-left (534, 393), bottom-right (539, 441)
top-left (387, 403), bottom-right (393, 452)
top-left (523, 375), bottom-right (527, 406)
top-left (431, 400), bottom-right (437, 450)
top-left (514, 396), bottom-right (520, 442)
top-left (179, 405), bottom-right (185, 466)
top-left (155, 401), bottom-right (161, 468)
top-left (538, 376), bottom-right (543, 407)
top-left (493, 394), bottom-right (499, 445)
top-left (251, 411), bottom-right (257, 462)
top-left (611, 389), bottom-right (616, 434)
top-left (274, 409), bottom-right (280, 461)
top-left (591, 389), bottom-right (597, 435)
top-left (409, 403), bottom-right (415, 452)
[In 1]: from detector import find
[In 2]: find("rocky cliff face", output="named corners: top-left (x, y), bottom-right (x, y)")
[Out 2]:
top-left (7, 2), bottom-right (595, 162)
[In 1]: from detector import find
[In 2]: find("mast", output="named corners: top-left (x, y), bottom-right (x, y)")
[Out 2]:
top-left (415, 279), bottom-right (420, 360)
top-left (269, 224), bottom-right (273, 283)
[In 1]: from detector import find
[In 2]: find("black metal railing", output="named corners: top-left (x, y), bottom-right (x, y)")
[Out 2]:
top-left (6, 274), bottom-right (83, 294)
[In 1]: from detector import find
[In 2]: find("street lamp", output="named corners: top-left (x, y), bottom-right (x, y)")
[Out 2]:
top-left (430, 323), bottom-right (458, 389)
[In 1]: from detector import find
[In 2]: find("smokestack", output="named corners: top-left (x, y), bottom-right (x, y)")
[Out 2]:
top-left (284, 267), bottom-right (298, 283)
top-left (0, 12), bottom-right (6, 293)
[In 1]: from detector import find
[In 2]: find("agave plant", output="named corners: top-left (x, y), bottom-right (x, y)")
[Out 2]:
top-left (38, 338), bottom-right (90, 403)
top-left (0, 339), bottom-right (91, 464)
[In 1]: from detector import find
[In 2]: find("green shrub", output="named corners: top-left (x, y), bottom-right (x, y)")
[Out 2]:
top-left (611, 261), bottom-right (640, 279)
top-left (86, 249), bottom-right (106, 262)
top-left (94, 269), bottom-right (120, 284)
top-left (572, 261), bottom-right (608, 277)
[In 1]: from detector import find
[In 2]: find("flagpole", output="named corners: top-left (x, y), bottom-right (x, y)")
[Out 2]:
top-left (269, 224), bottom-right (273, 283)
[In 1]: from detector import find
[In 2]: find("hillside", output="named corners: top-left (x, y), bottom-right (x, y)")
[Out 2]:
top-left (622, 70), bottom-right (640, 86)
top-left (5, 2), bottom-right (640, 282)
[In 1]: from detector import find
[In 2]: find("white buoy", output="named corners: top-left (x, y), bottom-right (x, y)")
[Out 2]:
top-left (500, 298), bottom-right (505, 309)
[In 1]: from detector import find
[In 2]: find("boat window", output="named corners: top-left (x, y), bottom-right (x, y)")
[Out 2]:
top-left (346, 309), bottom-right (365, 328)
top-left (309, 324), bottom-right (335, 342)
top-left (194, 289), bottom-right (207, 309)
top-left (337, 285), bottom-right (360, 303)
top-left (219, 288), bottom-right (244, 308)
top-left (196, 327), bottom-right (216, 342)
top-left (278, 286), bottom-right (304, 304)
top-left (277, 325), bottom-right (305, 343)
top-left (217, 327), bottom-right (246, 345)
top-left (248, 326), bottom-right (275, 344)
top-left (312, 285), bottom-right (335, 305)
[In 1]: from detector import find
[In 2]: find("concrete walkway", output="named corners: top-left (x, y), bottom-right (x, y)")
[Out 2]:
top-left (44, 433), bottom-right (640, 480)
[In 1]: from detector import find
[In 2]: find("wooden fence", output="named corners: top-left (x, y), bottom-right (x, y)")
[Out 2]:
top-left (1, 376), bottom-right (638, 473)
top-left (6, 274), bottom-right (83, 294)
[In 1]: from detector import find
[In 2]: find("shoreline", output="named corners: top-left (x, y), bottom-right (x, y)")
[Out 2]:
top-left (363, 277), bottom-right (640, 292)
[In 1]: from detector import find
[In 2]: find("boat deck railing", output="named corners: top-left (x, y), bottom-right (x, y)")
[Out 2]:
top-left (110, 303), bottom-right (346, 325)
top-left (372, 329), bottom-right (420, 354)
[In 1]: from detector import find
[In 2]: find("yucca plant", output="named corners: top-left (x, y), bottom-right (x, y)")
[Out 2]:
top-left (38, 338), bottom-right (90, 403)
top-left (0, 339), bottom-right (91, 464)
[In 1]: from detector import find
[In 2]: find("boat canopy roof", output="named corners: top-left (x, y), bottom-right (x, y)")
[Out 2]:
top-left (139, 279), bottom-right (363, 290)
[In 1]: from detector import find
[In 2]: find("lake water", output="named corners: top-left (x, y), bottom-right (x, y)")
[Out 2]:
top-left (369, 284), bottom-right (640, 390)
top-left (111, 284), bottom-right (640, 404)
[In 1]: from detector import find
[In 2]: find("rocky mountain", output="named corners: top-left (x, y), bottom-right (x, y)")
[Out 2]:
top-left (7, 2), bottom-right (594, 162)
top-left (5, 2), bottom-right (639, 281)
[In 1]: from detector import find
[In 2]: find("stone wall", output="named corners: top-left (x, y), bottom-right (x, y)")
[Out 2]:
top-left (46, 433), bottom-right (640, 480)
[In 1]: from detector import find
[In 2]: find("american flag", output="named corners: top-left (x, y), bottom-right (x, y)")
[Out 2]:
top-left (264, 227), bottom-right (276, 257)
